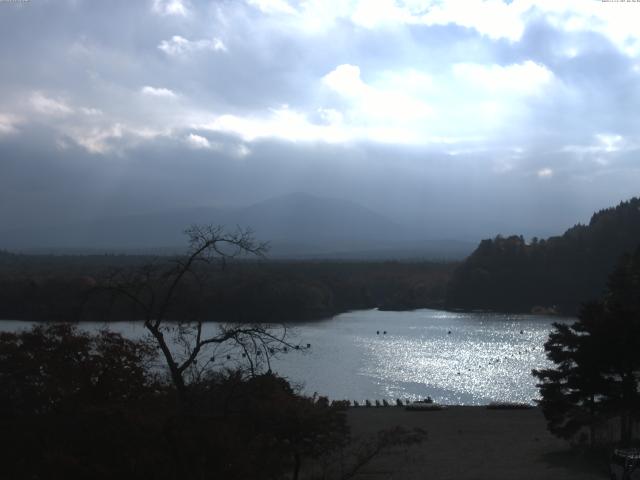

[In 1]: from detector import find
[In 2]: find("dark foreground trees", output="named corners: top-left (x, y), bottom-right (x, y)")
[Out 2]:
top-left (0, 324), bottom-right (163, 478)
top-left (0, 324), bottom-right (349, 480)
top-left (0, 226), bottom-right (351, 479)
top-left (0, 323), bottom-right (157, 416)
top-left (533, 246), bottom-right (640, 446)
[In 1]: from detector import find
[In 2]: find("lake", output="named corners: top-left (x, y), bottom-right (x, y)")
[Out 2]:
top-left (0, 308), bottom-right (571, 405)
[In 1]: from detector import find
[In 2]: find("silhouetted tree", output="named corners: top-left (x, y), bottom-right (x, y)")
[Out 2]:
top-left (190, 371), bottom-right (349, 480)
top-left (104, 225), bottom-right (303, 402)
top-left (598, 247), bottom-right (640, 444)
top-left (533, 247), bottom-right (640, 446)
top-left (0, 323), bottom-right (157, 416)
top-left (533, 303), bottom-right (609, 445)
top-left (0, 324), bottom-right (167, 480)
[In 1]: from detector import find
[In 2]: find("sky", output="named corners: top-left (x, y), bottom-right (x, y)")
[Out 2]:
top-left (1, 0), bottom-right (640, 240)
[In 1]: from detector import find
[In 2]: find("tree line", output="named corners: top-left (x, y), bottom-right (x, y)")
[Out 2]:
top-left (0, 250), bottom-right (453, 323)
top-left (446, 197), bottom-right (640, 315)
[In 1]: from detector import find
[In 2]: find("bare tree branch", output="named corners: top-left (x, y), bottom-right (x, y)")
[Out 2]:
top-left (100, 225), bottom-right (300, 403)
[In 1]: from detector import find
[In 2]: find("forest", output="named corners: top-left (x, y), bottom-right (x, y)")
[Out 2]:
top-left (446, 197), bottom-right (640, 315)
top-left (0, 250), bottom-right (453, 323)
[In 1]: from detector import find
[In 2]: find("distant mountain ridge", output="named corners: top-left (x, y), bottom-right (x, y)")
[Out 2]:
top-left (0, 192), bottom-right (474, 259)
top-left (446, 197), bottom-right (640, 314)
top-left (228, 192), bottom-right (406, 247)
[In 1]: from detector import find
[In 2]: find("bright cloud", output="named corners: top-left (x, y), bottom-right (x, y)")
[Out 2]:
top-left (30, 92), bottom-right (73, 116)
top-left (158, 35), bottom-right (227, 56)
top-left (67, 123), bottom-right (169, 154)
top-left (537, 168), bottom-right (553, 178)
top-left (529, 0), bottom-right (640, 56)
top-left (186, 133), bottom-right (212, 149)
top-left (596, 133), bottom-right (623, 153)
top-left (246, 0), bottom-right (640, 56)
top-left (198, 104), bottom-right (478, 146)
top-left (152, 0), bottom-right (188, 17)
top-left (141, 86), bottom-right (178, 98)
top-left (563, 134), bottom-right (629, 156)
top-left (416, 0), bottom-right (527, 41)
top-left (452, 61), bottom-right (554, 95)
top-left (322, 64), bottom-right (363, 97)
top-left (349, 0), bottom-right (413, 29)
top-left (194, 59), bottom-right (556, 146)
top-left (69, 123), bottom-right (124, 154)
top-left (247, 0), bottom-right (297, 15)
top-left (199, 106), bottom-right (350, 143)
top-left (322, 64), bottom-right (432, 122)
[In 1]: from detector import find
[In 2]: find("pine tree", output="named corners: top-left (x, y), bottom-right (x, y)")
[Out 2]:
top-left (533, 303), bottom-right (608, 444)
top-left (533, 247), bottom-right (640, 446)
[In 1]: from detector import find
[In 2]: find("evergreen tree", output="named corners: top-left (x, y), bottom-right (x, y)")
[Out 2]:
top-left (533, 303), bottom-right (608, 444)
top-left (533, 247), bottom-right (640, 446)
top-left (598, 248), bottom-right (640, 444)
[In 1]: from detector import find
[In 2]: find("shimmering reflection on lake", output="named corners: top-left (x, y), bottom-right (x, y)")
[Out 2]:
top-left (269, 309), bottom-right (572, 405)
top-left (0, 309), bottom-right (572, 405)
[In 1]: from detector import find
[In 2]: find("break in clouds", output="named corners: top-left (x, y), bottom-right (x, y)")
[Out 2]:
top-left (1, 0), bottom-right (640, 239)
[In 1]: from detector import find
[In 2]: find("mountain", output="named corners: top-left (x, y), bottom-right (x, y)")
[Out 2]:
top-left (446, 197), bottom-right (640, 314)
top-left (0, 193), bottom-right (473, 259)
top-left (231, 192), bottom-right (409, 255)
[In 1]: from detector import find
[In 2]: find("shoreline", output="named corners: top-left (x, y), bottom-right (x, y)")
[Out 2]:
top-left (0, 304), bottom-right (576, 323)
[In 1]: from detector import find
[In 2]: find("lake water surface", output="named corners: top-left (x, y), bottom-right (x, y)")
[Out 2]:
top-left (0, 308), bottom-right (572, 405)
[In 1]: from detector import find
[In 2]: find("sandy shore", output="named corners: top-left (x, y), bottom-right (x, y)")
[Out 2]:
top-left (341, 406), bottom-right (608, 480)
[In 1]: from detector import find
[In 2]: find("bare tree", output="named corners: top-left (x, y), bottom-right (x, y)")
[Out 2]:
top-left (104, 225), bottom-right (304, 400)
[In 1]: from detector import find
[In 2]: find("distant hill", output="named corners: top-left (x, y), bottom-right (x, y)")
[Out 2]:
top-left (228, 192), bottom-right (407, 252)
top-left (446, 197), bottom-right (640, 315)
top-left (0, 193), bottom-right (474, 259)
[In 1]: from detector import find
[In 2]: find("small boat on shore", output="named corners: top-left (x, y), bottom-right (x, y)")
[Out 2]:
top-left (405, 401), bottom-right (445, 411)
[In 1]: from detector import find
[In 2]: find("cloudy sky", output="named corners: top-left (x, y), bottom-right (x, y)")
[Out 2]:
top-left (1, 0), bottom-right (639, 239)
